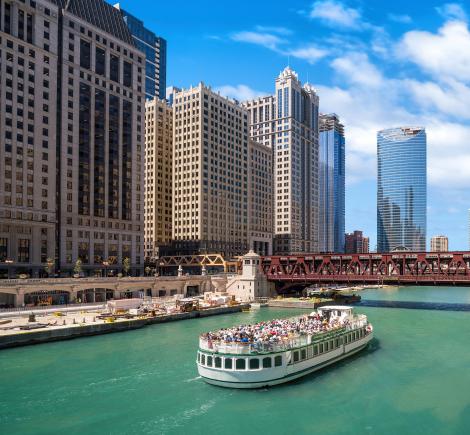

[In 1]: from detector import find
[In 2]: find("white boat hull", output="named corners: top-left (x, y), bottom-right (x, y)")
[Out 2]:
top-left (198, 331), bottom-right (373, 389)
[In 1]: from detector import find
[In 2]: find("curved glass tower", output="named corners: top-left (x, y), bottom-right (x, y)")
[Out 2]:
top-left (377, 127), bottom-right (426, 252)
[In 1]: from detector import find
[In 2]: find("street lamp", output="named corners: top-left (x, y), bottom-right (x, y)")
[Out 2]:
top-left (4, 259), bottom-right (13, 279)
top-left (102, 260), bottom-right (109, 278)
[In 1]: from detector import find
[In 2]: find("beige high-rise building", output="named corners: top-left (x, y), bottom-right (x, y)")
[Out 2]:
top-left (244, 67), bottom-right (320, 255)
top-left (430, 235), bottom-right (448, 252)
top-left (144, 98), bottom-right (173, 261)
top-left (248, 140), bottom-right (273, 255)
top-left (0, 0), bottom-right (145, 277)
top-left (172, 83), bottom-right (250, 259)
top-left (0, 0), bottom-right (59, 277)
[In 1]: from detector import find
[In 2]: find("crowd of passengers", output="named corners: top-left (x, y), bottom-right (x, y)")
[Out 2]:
top-left (201, 313), bottom-right (349, 346)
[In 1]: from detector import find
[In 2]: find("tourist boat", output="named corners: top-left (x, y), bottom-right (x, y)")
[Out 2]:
top-left (196, 306), bottom-right (373, 388)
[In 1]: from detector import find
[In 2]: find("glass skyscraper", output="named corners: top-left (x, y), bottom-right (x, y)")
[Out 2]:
top-left (114, 4), bottom-right (167, 100)
top-left (377, 127), bottom-right (427, 252)
top-left (319, 114), bottom-right (345, 253)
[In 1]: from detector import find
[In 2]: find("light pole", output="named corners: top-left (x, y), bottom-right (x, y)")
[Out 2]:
top-left (102, 260), bottom-right (109, 278)
top-left (4, 259), bottom-right (13, 279)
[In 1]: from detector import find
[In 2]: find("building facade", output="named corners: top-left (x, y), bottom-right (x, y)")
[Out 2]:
top-left (0, 0), bottom-right (59, 277)
top-left (144, 98), bottom-right (173, 261)
top-left (0, 0), bottom-right (145, 277)
top-left (345, 231), bottom-right (369, 254)
top-left (319, 113), bottom-right (345, 253)
top-left (377, 127), bottom-right (427, 252)
top-left (244, 67), bottom-right (320, 255)
top-left (248, 140), bottom-right (273, 255)
top-left (114, 4), bottom-right (166, 100)
top-left (171, 84), bottom-right (249, 259)
top-left (430, 235), bottom-right (448, 252)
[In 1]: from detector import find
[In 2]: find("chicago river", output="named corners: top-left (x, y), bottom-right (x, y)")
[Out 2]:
top-left (1, 286), bottom-right (470, 434)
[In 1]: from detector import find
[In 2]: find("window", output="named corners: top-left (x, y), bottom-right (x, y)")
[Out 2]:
top-left (293, 351), bottom-right (299, 363)
top-left (18, 239), bottom-right (30, 263)
top-left (224, 358), bottom-right (232, 369)
top-left (262, 357), bottom-right (272, 368)
top-left (319, 343), bottom-right (324, 353)
top-left (95, 47), bottom-right (105, 75)
top-left (80, 40), bottom-right (91, 69)
top-left (206, 356), bottom-right (213, 367)
top-left (274, 355), bottom-right (282, 367)
top-left (123, 61), bottom-right (132, 87)
top-left (301, 349), bottom-right (307, 360)
top-left (201, 354), bottom-right (205, 365)
top-left (249, 358), bottom-right (259, 370)
top-left (313, 345), bottom-right (318, 356)
top-left (214, 357), bottom-right (222, 368)
top-left (235, 359), bottom-right (246, 370)
top-left (110, 55), bottom-right (119, 82)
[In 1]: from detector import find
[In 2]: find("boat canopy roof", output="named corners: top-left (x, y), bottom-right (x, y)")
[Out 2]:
top-left (317, 306), bottom-right (353, 313)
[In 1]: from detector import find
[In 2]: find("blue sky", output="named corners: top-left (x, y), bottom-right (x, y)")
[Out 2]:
top-left (117, 0), bottom-right (470, 251)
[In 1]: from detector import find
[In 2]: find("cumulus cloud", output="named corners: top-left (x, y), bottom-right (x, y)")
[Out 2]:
top-left (398, 21), bottom-right (470, 83)
top-left (215, 84), bottom-right (267, 101)
top-left (435, 3), bottom-right (468, 21)
top-left (309, 0), bottom-right (362, 29)
top-left (287, 45), bottom-right (328, 63)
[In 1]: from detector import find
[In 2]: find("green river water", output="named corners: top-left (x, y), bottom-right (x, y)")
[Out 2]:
top-left (1, 286), bottom-right (470, 435)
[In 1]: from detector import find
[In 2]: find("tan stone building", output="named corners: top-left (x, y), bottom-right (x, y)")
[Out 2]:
top-left (172, 83), bottom-right (250, 259)
top-left (248, 140), bottom-right (273, 255)
top-left (430, 235), bottom-right (448, 252)
top-left (144, 98), bottom-right (173, 261)
top-left (0, 0), bottom-right (145, 277)
top-left (244, 67), bottom-right (320, 255)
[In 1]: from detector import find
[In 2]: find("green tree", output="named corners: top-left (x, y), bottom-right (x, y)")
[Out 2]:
top-left (123, 257), bottom-right (131, 276)
top-left (74, 258), bottom-right (83, 276)
top-left (145, 266), bottom-right (151, 276)
top-left (44, 257), bottom-right (55, 277)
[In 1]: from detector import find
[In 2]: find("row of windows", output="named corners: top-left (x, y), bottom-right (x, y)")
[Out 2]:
top-left (197, 353), bottom-right (283, 370)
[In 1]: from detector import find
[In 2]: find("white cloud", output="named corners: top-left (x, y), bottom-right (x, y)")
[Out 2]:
top-left (398, 21), bottom-right (470, 82)
top-left (231, 31), bottom-right (286, 50)
top-left (254, 26), bottom-right (292, 35)
top-left (215, 84), bottom-right (266, 101)
top-left (330, 52), bottom-right (383, 87)
top-left (287, 45), bottom-right (328, 63)
top-left (436, 3), bottom-right (468, 22)
top-left (310, 0), bottom-right (362, 29)
top-left (388, 13), bottom-right (412, 24)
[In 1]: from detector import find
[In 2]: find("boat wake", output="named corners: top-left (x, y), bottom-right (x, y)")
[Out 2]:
top-left (184, 376), bottom-right (202, 383)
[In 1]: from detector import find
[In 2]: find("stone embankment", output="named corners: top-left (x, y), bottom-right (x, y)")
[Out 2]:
top-left (0, 305), bottom-right (248, 350)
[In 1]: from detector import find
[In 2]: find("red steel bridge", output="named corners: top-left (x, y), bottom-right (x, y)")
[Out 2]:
top-left (261, 251), bottom-right (470, 290)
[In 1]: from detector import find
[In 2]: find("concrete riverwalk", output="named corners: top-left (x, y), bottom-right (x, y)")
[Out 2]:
top-left (0, 304), bottom-right (248, 350)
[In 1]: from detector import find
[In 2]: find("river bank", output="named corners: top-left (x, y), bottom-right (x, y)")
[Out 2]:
top-left (0, 304), bottom-right (248, 350)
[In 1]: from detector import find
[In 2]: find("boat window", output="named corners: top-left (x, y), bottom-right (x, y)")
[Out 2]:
top-left (215, 357), bottom-right (222, 368)
top-left (301, 349), bottom-right (307, 360)
top-left (263, 357), bottom-right (272, 368)
top-left (225, 358), bottom-right (233, 369)
top-left (201, 354), bottom-right (206, 365)
top-left (293, 351), bottom-right (299, 363)
top-left (319, 343), bottom-right (323, 353)
top-left (274, 355), bottom-right (282, 367)
top-left (236, 359), bottom-right (246, 370)
top-left (249, 358), bottom-right (260, 370)
top-left (325, 342), bottom-right (329, 352)
top-left (330, 340), bottom-right (333, 350)
top-left (313, 345), bottom-right (318, 356)
top-left (197, 353), bottom-right (200, 362)
top-left (335, 339), bottom-right (340, 348)
top-left (207, 356), bottom-right (213, 367)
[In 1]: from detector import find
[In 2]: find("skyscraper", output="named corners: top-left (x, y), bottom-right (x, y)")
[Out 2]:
top-left (377, 127), bottom-right (427, 252)
top-left (319, 114), bottom-right (345, 253)
top-left (0, 0), bottom-right (145, 277)
top-left (244, 67), bottom-right (320, 255)
top-left (430, 235), bottom-right (448, 252)
top-left (171, 84), bottom-right (250, 259)
top-left (114, 4), bottom-right (167, 100)
top-left (345, 231), bottom-right (369, 254)
top-left (144, 98), bottom-right (173, 261)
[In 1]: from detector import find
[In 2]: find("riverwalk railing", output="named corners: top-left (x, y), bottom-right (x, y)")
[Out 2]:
top-left (0, 302), bottom-right (106, 313)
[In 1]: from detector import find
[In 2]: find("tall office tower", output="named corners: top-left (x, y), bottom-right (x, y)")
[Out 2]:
top-left (172, 84), bottom-right (249, 259)
top-left (430, 235), bottom-right (448, 252)
top-left (345, 231), bottom-right (368, 254)
top-left (0, 0), bottom-right (59, 278)
top-left (114, 4), bottom-right (167, 100)
top-left (377, 127), bottom-right (427, 252)
top-left (248, 140), bottom-right (273, 255)
top-left (144, 98), bottom-right (173, 261)
top-left (319, 114), bottom-right (345, 253)
top-left (244, 67), bottom-right (320, 255)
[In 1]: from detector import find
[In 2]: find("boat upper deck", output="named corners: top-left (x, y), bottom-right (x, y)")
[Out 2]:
top-left (199, 307), bottom-right (368, 355)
